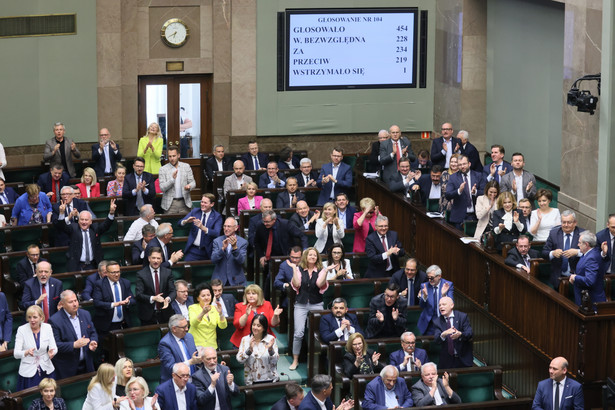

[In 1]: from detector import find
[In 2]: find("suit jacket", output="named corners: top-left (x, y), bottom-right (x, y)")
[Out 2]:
top-left (223, 173), bottom-right (253, 196)
top-left (278, 156), bottom-right (301, 170)
top-left (76, 182), bottom-right (101, 199)
top-left (92, 277), bottom-right (136, 332)
top-left (316, 162), bottom-right (353, 206)
top-left (36, 171), bottom-right (70, 197)
top-left (248, 213), bottom-right (264, 247)
top-left (254, 218), bottom-right (308, 259)
top-left (388, 269), bottom-right (428, 306)
top-left (276, 191), bottom-right (305, 208)
top-left (366, 140), bottom-right (382, 173)
top-left (158, 331), bottom-right (198, 383)
top-left (433, 310), bottom-right (474, 368)
top-left (122, 171), bottom-right (156, 216)
top-left (0, 187), bottom-right (18, 204)
top-left (431, 136), bottom-right (462, 168)
top-left (542, 226), bottom-right (583, 288)
top-left (445, 171), bottom-right (485, 224)
top-left (14, 322), bottom-right (57, 377)
top-left (366, 294), bottom-right (407, 339)
top-left (258, 172), bottom-right (287, 189)
top-left (43, 137), bottom-right (81, 177)
top-left (20, 277), bottom-right (63, 314)
top-left (389, 347), bottom-right (428, 372)
top-left (132, 239), bottom-right (147, 265)
top-left (50, 198), bottom-right (92, 246)
top-left (500, 170), bottom-right (537, 201)
top-left (319, 312), bottom-right (364, 344)
top-left (314, 219), bottom-right (345, 253)
top-left (211, 234), bottom-right (248, 286)
top-left (91, 143), bottom-right (122, 177)
top-left (271, 397), bottom-right (292, 410)
top-left (387, 171), bottom-right (415, 196)
top-left (412, 379), bottom-right (462, 406)
top-left (363, 376), bottom-right (414, 410)
top-left (205, 156), bottom-right (233, 180)
top-left (155, 378), bottom-right (198, 410)
top-left (364, 230), bottom-right (405, 278)
top-left (135, 266), bottom-right (176, 322)
top-left (298, 392), bottom-right (333, 410)
top-left (596, 227), bottom-right (613, 272)
top-left (531, 377), bottom-right (584, 410)
top-left (171, 296), bottom-right (194, 317)
top-left (0, 292), bottom-right (12, 344)
top-left (15, 257), bottom-right (47, 288)
top-left (573, 247), bottom-right (607, 306)
top-left (379, 137), bottom-right (416, 182)
top-left (81, 272), bottom-right (104, 301)
top-left (417, 279), bottom-right (454, 334)
top-left (490, 209), bottom-right (527, 247)
top-left (181, 208), bottom-right (223, 259)
top-left (217, 293), bottom-right (237, 317)
top-left (48, 308), bottom-right (98, 379)
top-left (53, 216), bottom-right (114, 272)
top-left (483, 161), bottom-right (513, 184)
top-left (294, 170), bottom-right (320, 187)
top-left (505, 247), bottom-right (541, 269)
top-left (289, 212), bottom-right (316, 231)
top-left (241, 152), bottom-right (269, 171)
top-left (159, 162), bottom-right (196, 211)
top-left (411, 159), bottom-right (433, 172)
top-left (192, 364), bottom-right (240, 410)
top-left (460, 141), bottom-right (483, 172)
top-left (337, 205), bottom-right (356, 229)
top-left (237, 195), bottom-right (263, 213)
top-left (414, 174), bottom-right (443, 205)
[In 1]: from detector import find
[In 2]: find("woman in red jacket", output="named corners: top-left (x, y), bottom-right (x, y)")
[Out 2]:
top-left (230, 284), bottom-right (282, 347)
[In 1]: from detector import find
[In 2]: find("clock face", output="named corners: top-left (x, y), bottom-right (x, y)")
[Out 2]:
top-left (161, 18), bottom-right (189, 47)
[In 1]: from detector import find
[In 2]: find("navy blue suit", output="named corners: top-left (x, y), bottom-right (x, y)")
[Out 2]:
top-left (49, 308), bottom-right (98, 379)
top-left (294, 170), bottom-right (319, 187)
top-left (431, 136), bottom-right (462, 168)
top-left (417, 279), bottom-right (454, 335)
top-left (388, 269), bottom-right (428, 306)
top-left (505, 247), bottom-right (540, 269)
top-left (532, 377), bottom-right (584, 410)
top-left (0, 187), bottom-right (18, 204)
top-left (275, 191), bottom-right (305, 208)
top-left (50, 198), bottom-right (92, 247)
top-left (278, 156), bottom-right (301, 170)
top-left (36, 171), bottom-right (70, 196)
top-left (316, 162), bottom-right (353, 206)
top-left (144, 238), bottom-right (174, 268)
top-left (170, 296), bottom-right (194, 317)
top-left (91, 143), bottom-right (122, 177)
top-left (258, 172), bottom-right (286, 189)
top-left (158, 331), bottom-right (198, 383)
top-left (247, 213), bottom-right (263, 247)
top-left (363, 376), bottom-right (414, 410)
top-left (389, 347), bottom-right (428, 372)
top-left (364, 230), bottom-right (405, 278)
top-left (155, 378), bottom-right (198, 410)
top-left (596, 227), bottom-right (614, 273)
top-left (15, 257), bottom-right (47, 288)
top-left (0, 292), bottom-right (12, 345)
top-left (271, 397), bottom-right (292, 410)
top-left (338, 205), bottom-right (356, 229)
top-left (132, 239), bottom-right (147, 265)
top-left (122, 172), bottom-right (156, 216)
top-left (217, 294), bottom-right (237, 317)
top-left (135, 265), bottom-right (176, 324)
top-left (241, 152), bottom-right (269, 171)
top-left (81, 272), bottom-right (104, 301)
top-left (20, 277), bottom-right (63, 315)
top-left (483, 161), bottom-right (513, 184)
top-left (445, 171), bottom-right (485, 225)
top-left (413, 174), bottom-right (443, 205)
top-left (211, 235), bottom-right (248, 286)
top-left (433, 311), bottom-right (473, 368)
top-left (254, 218), bottom-right (308, 260)
top-left (573, 247), bottom-right (607, 307)
top-left (181, 208), bottom-right (223, 260)
top-left (319, 312), bottom-right (363, 344)
top-left (92, 277), bottom-right (135, 333)
top-left (460, 141), bottom-right (482, 172)
top-left (542, 226), bottom-right (583, 289)
top-left (273, 261), bottom-right (294, 307)
top-left (192, 364), bottom-right (240, 410)
top-left (298, 392), bottom-right (333, 410)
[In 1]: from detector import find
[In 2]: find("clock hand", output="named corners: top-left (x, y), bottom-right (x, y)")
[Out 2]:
top-left (171, 31), bottom-right (177, 38)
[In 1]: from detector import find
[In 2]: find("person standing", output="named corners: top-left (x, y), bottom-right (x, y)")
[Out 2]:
top-left (91, 128), bottom-right (122, 178)
top-left (531, 356), bottom-right (584, 410)
top-left (43, 122), bottom-right (81, 178)
top-left (138, 122), bottom-right (164, 175)
top-left (159, 146), bottom-right (196, 214)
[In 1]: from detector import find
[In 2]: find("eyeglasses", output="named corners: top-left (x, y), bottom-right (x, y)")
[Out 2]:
top-left (441, 128), bottom-right (453, 131)
top-left (384, 293), bottom-right (397, 299)
top-left (402, 341), bottom-right (416, 345)
top-left (427, 276), bottom-right (436, 281)
top-left (173, 373), bottom-right (190, 379)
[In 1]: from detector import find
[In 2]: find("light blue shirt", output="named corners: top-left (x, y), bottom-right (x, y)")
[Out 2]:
top-left (64, 310), bottom-right (84, 361)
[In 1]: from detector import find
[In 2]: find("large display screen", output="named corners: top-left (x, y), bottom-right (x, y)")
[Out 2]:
top-left (285, 8), bottom-right (418, 90)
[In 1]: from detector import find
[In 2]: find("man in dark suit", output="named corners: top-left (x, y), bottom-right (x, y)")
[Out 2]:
top-left (319, 297), bottom-right (364, 344)
top-left (136, 247), bottom-right (176, 325)
top-left (51, 186), bottom-right (94, 247)
top-left (145, 223), bottom-right (185, 268)
top-left (49, 290), bottom-right (98, 379)
top-left (596, 214), bottom-right (615, 274)
top-left (241, 140), bottom-right (268, 171)
top-left (410, 149), bottom-right (433, 171)
top-left (155, 363), bottom-right (198, 410)
top-left (92, 261), bottom-right (135, 335)
top-left (457, 130), bottom-right (483, 172)
top-left (363, 365), bottom-right (414, 410)
top-left (365, 215), bottom-right (405, 278)
top-left (389, 331), bottom-right (429, 372)
top-left (91, 128), bottom-right (122, 177)
top-left (273, 247), bottom-right (303, 308)
top-left (387, 157), bottom-right (420, 197)
top-left (53, 199), bottom-right (116, 271)
top-left (180, 193), bottom-right (223, 261)
top-left (445, 155), bottom-right (485, 230)
top-left (122, 157), bottom-right (156, 216)
top-left (505, 235), bottom-right (541, 273)
top-left (388, 258), bottom-right (428, 306)
top-left (254, 210), bottom-right (308, 268)
top-left (542, 210), bottom-right (583, 289)
top-left (433, 296), bottom-right (473, 368)
top-left (431, 122), bottom-right (461, 169)
top-left (0, 178), bottom-right (18, 204)
top-left (411, 362), bottom-right (462, 406)
top-left (0, 292), bottom-right (12, 351)
top-left (192, 346), bottom-right (240, 410)
top-left (532, 356), bottom-right (584, 410)
top-left (81, 261), bottom-right (108, 301)
top-left (278, 146), bottom-right (301, 170)
top-left (211, 279), bottom-right (238, 318)
top-left (20, 261), bottom-right (63, 321)
top-left (294, 158), bottom-right (319, 187)
top-left (335, 193), bottom-right (355, 230)
top-left (288, 201), bottom-right (318, 232)
top-left (379, 125), bottom-right (417, 183)
top-left (132, 224), bottom-right (157, 265)
top-left (15, 244), bottom-right (45, 288)
top-left (171, 280), bottom-right (193, 320)
top-left (37, 164), bottom-right (70, 204)
top-left (499, 152), bottom-right (537, 202)
top-left (417, 265), bottom-right (454, 335)
top-left (366, 130), bottom-right (388, 174)
top-left (248, 198), bottom-right (273, 247)
top-left (483, 144), bottom-right (513, 184)
top-left (316, 147), bottom-right (353, 206)
top-left (411, 165), bottom-right (444, 205)
top-left (271, 382), bottom-right (305, 410)
top-left (158, 314), bottom-right (200, 383)
top-left (205, 144), bottom-right (233, 181)
top-left (366, 283), bottom-right (407, 339)
top-left (569, 231), bottom-right (608, 309)
top-left (275, 177), bottom-right (304, 208)
top-left (258, 161), bottom-right (286, 189)
top-left (298, 374), bottom-right (354, 410)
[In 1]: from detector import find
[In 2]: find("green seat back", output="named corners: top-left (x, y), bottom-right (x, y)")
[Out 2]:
top-left (17, 391), bottom-right (39, 410)
top-left (341, 231), bottom-right (355, 251)
top-left (254, 385), bottom-right (291, 410)
top-left (0, 351), bottom-right (20, 392)
top-left (0, 230), bottom-right (6, 253)
top-left (304, 190), bottom-right (320, 206)
top-left (103, 244), bottom-right (125, 265)
top-left (463, 220), bottom-right (477, 237)
top-left (59, 275), bottom-right (78, 293)
top-left (46, 249), bottom-right (68, 274)
top-left (406, 309), bottom-right (422, 335)
top-left (351, 256), bottom-right (370, 278)
top-left (4, 169), bottom-right (40, 184)
top-left (191, 264), bottom-right (216, 285)
top-left (11, 227), bottom-right (43, 251)
top-left (89, 201), bottom-right (111, 216)
top-left (339, 282), bottom-right (377, 310)
top-left (99, 220), bottom-right (119, 243)
top-left (172, 265), bottom-right (185, 282)
top-left (342, 155), bottom-right (357, 169)
top-left (426, 198), bottom-right (440, 212)
top-left (58, 378), bottom-right (90, 410)
top-left (122, 329), bottom-right (162, 362)
top-left (139, 363), bottom-right (162, 394)
top-left (231, 391), bottom-right (246, 409)
top-left (537, 263), bottom-right (553, 288)
top-left (456, 371), bottom-right (495, 403)
top-left (217, 320), bottom-right (236, 351)
top-left (160, 215), bottom-right (191, 237)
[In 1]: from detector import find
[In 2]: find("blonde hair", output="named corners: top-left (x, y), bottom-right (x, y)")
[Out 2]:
top-left (496, 191), bottom-right (517, 210)
top-left (25, 184), bottom-right (41, 198)
top-left (87, 363), bottom-right (115, 397)
top-left (124, 376), bottom-right (150, 398)
top-left (115, 357), bottom-right (134, 386)
top-left (243, 284), bottom-right (264, 306)
top-left (359, 197), bottom-right (376, 211)
top-left (320, 202), bottom-right (337, 221)
top-left (26, 305), bottom-right (44, 323)
top-left (346, 332), bottom-right (367, 356)
top-left (81, 167), bottom-right (97, 185)
top-left (299, 247), bottom-right (323, 271)
top-left (38, 377), bottom-right (57, 392)
top-left (145, 122), bottom-right (162, 139)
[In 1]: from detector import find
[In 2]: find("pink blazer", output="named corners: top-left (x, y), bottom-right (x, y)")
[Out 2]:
top-left (237, 195), bottom-right (263, 214)
top-left (352, 211), bottom-right (378, 253)
top-left (77, 182), bottom-right (101, 198)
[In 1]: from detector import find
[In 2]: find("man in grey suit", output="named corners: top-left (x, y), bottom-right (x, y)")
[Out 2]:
top-left (223, 160), bottom-right (253, 196)
top-left (192, 346), bottom-right (240, 410)
top-left (379, 125), bottom-right (417, 182)
top-left (43, 122), bottom-right (81, 177)
top-left (211, 217), bottom-right (248, 286)
top-left (499, 152), bottom-right (537, 202)
top-left (411, 362), bottom-right (462, 406)
top-left (159, 146), bottom-right (196, 214)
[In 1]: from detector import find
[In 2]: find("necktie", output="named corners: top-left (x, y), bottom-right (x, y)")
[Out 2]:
top-left (290, 193), bottom-right (295, 205)
top-left (254, 156), bottom-right (260, 170)
top-left (381, 235), bottom-right (391, 270)
top-left (396, 141), bottom-right (401, 170)
top-left (338, 318), bottom-right (346, 341)
top-left (42, 284), bottom-right (49, 322)
top-left (0, 193), bottom-right (7, 204)
top-left (433, 286), bottom-right (439, 316)
top-left (610, 237), bottom-right (614, 273)
top-left (562, 234), bottom-right (571, 273)
top-left (136, 176), bottom-right (144, 208)
top-left (554, 381), bottom-right (560, 410)
top-left (31, 262), bottom-right (36, 276)
top-left (83, 230), bottom-right (91, 263)
top-left (54, 179), bottom-right (60, 203)
top-left (265, 229), bottom-right (273, 261)
top-left (180, 338), bottom-right (196, 374)
top-left (154, 269), bottom-right (162, 310)
top-left (302, 216), bottom-right (308, 226)
top-left (447, 317), bottom-right (455, 355)
top-left (113, 281), bottom-right (123, 319)
top-left (524, 254), bottom-right (530, 268)
top-left (408, 279), bottom-right (415, 306)
top-left (66, 204), bottom-right (71, 218)
top-left (463, 173), bottom-right (471, 206)
top-left (495, 165), bottom-right (500, 183)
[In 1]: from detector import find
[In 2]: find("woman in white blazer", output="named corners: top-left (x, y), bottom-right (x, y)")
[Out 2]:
top-left (314, 202), bottom-right (345, 253)
top-left (474, 181), bottom-right (500, 240)
top-left (82, 363), bottom-right (124, 410)
top-left (14, 305), bottom-right (57, 391)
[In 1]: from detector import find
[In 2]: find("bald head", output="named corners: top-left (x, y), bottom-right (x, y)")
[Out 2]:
top-left (233, 160), bottom-right (245, 176)
top-left (78, 211), bottom-right (93, 230)
top-left (260, 198), bottom-right (273, 212)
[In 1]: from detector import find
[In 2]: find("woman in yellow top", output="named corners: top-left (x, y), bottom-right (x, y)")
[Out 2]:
top-left (137, 122), bottom-right (164, 174)
top-left (188, 282), bottom-right (227, 349)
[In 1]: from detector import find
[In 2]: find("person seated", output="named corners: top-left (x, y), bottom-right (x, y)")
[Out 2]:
top-left (83, 260), bottom-right (108, 302)
top-left (388, 258), bottom-right (427, 307)
top-left (11, 184), bottom-right (53, 226)
top-left (204, 144), bottom-right (233, 181)
top-left (114, 357), bottom-right (134, 397)
top-left (474, 180), bottom-right (500, 240)
top-left (294, 157), bottom-right (319, 187)
top-left (530, 188), bottom-right (561, 241)
top-left (457, 130), bottom-right (483, 172)
top-left (517, 198), bottom-right (533, 233)
top-left (490, 191), bottom-right (527, 250)
top-left (124, 204), bottom-right (158, 242)
top-left (288, 200), bottom-right (318, 231)
top-left (362, 365), bottom-right (414, 410)
top-left (365, 283), bottom-right (407, 339)
top-left (223, 160), bottom-right (253, 196)
top-left (342, 333), bottom-right (383, 378)
top-left (322, 243), bottom-right (353, 280)
top-left (236, 314), bottom-right (279, 385)
top-left (0, 177), bottom-right (18, 204)
top-left (275, 177), bottom-right (304, 208)
top-left (119, 376), bottom-right (160, 410)
top-left (411, 362), bottom-right (461, 406)
top-left (483, 144), bottom-right (513, 184)
top-left (271, 382), bottom-right (305, 410)
top-left (410, 165), bottom-right (444, 205)
top-left (258, 161), bottom-right (286, 189)
top-left (15, 244), bottom-right (45, 288)
top-left (27, 378), bottom-right (67, 410)
top-left (155, 363), bottom-right (197, 410)
top-left (0, 291), bottom-right (12, 352)
top-left (334, 193), bottom-right (355, 230)
top-left (411, 149), bottom-right (433, 171)
top-left (189, 282), bottom-right (227, 349)
top-left (170, 280), bottom-right (193, 321)
top-left (77, 167), bottom-right (101, 198)
top-left (277, 146), bottom-right (300, 169)
top-left (389, 331), bottom-right (428, 372)
top-left (237, 182), bottom-right (263, 214)
top-left (352, 197), bottom-right (380, 252)
top-left (319, 297), bottom-right (363, 344)
top-left (241, 140), bottom-right (268, 171)
top-left (231, 284), bottom-right (281, 348)
top-left (131, 224), bottom-right (157, 265)
top-left (36, 164), bottom-right (70, 204)
top-left (504, 235), bottom-right (540, 273)
top-left (82, 363), bottom-right (123, 410)
top-left (298, 375), bottom-right (354, 410)
top-left (314, 202), bottom-right (344, 254)
top-left (106, 163), bottom-right (127, 197)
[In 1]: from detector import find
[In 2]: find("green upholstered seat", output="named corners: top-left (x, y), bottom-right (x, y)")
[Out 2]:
top-left (456, 370), bottom-right (496, 402)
